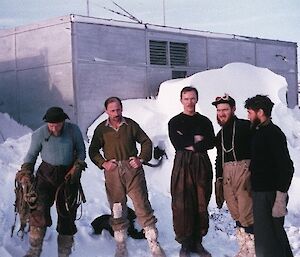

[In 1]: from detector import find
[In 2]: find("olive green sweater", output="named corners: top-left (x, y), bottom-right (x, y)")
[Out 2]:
top-left (89, 117), bottom-right (152, 168)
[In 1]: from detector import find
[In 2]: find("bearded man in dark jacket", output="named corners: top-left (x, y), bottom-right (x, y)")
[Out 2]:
top-left (168, 86), bottom-right (215, 257)
top-left (245, 95), bottom-right (294, 257)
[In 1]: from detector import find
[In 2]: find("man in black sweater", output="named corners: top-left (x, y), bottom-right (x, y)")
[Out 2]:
top-left (245, 95), bottom-right (294, 257)
top-left (168, 86), bottom-right (215, 257)
top-left (212, 94), bottom-right (255, 257)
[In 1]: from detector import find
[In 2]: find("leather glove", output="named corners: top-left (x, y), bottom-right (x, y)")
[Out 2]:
top-left (272, 191), bottom-right (288, 218)
top-left (215, 177), bottom-right (224, 209)
top-left (21, 162), bottom-right (34, 172)
top-left (74, 159), bottom-right (88, 171)
top-left (15, 166), bottom-right (34, 186)
top-left (65, 160), bottom-right (87, 184)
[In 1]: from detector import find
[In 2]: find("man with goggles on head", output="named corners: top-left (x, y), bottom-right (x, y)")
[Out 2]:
top-left (212, 94), bottom-right (255, 257)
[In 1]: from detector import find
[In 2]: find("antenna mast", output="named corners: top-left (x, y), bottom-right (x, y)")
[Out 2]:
top-left (87, 0), bottom-right (90, 16)
top-left (103, 1), bottom-right (143, 24)
top-left (163, 0), bottom-right (166, 26)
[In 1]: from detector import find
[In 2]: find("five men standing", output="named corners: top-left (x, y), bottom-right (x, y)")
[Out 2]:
top-left (17, 92), bottom-right (295, 257)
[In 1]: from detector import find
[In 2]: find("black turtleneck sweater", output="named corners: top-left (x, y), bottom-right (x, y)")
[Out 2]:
top-left (250, 120), bottom-right (294, 192)
top-left (168, 112), bottom-right (215, 153)
top-left (215, 116), bottom-right (252, 178)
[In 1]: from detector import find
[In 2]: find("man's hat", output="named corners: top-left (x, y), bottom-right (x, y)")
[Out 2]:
top-left (43, 107), bottom-right (69, 123)
top-left (212, 94), bottom-right (236, 107)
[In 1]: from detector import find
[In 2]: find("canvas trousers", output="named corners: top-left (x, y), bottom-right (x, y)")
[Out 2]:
top-left (253, 191), bottom-right (293, 257)
top-left (29, 161), bottom-right (78, 235)
top-left (223, 159), bottom-right (254, 227)
top-left (171, 151), bottom-right (213, 245)
top-left (104, 160), bottom-right (157, 231)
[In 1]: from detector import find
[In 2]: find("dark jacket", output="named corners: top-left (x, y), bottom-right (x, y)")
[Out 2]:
top-left (250, 120), bottom-right (294, 192)
top-left (215, 116), bottom-right (252, 178)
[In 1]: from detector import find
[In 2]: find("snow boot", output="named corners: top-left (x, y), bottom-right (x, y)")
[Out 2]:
top-left (144, 225), bottom-right (166, 257)
top-left (112, 203), bottom-right (128, 257)
top-left (114, 229), bottom-right (128, 257)
top-left (23, 226), bottom-right (46, 257)
top-left (191, 242), bottom-right (212, 257)
top-left (245, 233), bottom-right (256, 257)
top-left (179, 243), bottom-right (191, 257)
top-left (235, 227), bottom-right (248, 257)
top-left (57, 234), bottom-right (74, 257)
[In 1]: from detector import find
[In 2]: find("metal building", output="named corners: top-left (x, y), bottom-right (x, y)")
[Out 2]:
top-left (0, 14), bottom-right (298, 135)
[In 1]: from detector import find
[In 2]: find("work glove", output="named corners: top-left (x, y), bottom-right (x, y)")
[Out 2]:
top-left (215, 177), bottom-right (224, 209)
top-left (272, 191), bottom-right (288, 218)
top-left (65, 160), bottom-right (87, 184)
top-left (16, 163), bottom-right (34, 186)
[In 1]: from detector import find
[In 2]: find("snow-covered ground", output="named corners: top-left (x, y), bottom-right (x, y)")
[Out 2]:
top-left (1, 63), bottom-right (300, 257)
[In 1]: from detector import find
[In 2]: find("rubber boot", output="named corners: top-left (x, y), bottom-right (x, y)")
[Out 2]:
top-left (114, 229), bottom-right (128, 257)
top-left (144, 225), bottom-right (166, 257)
top-left (57, 234), bottom-right (74, 257)
top-left (23, 226), bottom-right (46, 257)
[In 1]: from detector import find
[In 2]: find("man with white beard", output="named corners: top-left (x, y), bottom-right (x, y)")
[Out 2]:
top-left (212, 94), bottom-right (255, 257)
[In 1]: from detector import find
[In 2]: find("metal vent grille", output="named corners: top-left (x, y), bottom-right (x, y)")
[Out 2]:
top-left (170, 42), bottom-right (188, 66)
top-left (149, 40), bottom-right (167, 65)
top-left (172, 70), bottom-right (187, 79)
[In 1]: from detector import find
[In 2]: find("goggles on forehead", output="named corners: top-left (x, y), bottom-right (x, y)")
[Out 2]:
top-left (212, 93), bottom-right (235, 107)
top-left (215, 94), bottom-right (230, 101)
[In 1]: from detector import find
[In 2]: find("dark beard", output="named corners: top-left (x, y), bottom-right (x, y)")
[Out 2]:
top-left (217, 116), bottom-right (223, 126)
top-left (250, 117), bottom-right (261, 129)
top-left (217, 114), bottom-right (234, 127)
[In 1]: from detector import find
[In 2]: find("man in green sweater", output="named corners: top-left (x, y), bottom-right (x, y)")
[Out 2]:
top-left (89, 96), bottom-right (166, 257)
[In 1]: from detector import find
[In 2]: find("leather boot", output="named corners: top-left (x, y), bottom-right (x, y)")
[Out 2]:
top-left (57, 234), bottom-right (74, 257)
top-left (23, 226), bottom-right (46, 257)
top-left (114, 229), bottom-right (128, 257)
top-left (144, 225), bottom-right (166, 257)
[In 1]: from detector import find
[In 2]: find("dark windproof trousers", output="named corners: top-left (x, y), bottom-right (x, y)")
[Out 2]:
top-left (171, 151), bottom-right (213, 245)
top-left (30, 161), bottom-right (78, 235)
top-left (253, 191), bottom-right (293, 257)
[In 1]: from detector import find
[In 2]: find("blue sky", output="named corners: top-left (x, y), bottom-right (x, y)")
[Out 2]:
top-left (1, 0), bottom-right (300, 75)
